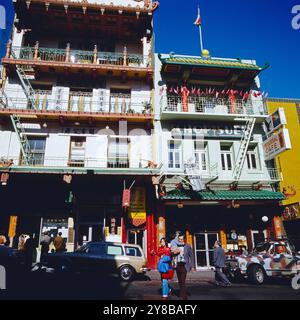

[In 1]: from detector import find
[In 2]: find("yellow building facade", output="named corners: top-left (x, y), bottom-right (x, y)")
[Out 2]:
top-left (267, 98), bottom-right (300, 221)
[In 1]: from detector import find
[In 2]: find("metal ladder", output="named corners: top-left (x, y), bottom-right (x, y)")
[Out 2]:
top-left (10, 50), bottom-right (37, 109)
top-left (0, 89), bottom-right (32, 165)
top-left (1, 49), bottom-right (38, 164)
top-left (232, 117), bottom-right (256, 184)
top-left (10, 114), bottom-right (32, 165)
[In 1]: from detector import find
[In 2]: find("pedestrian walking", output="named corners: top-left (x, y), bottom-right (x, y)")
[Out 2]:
top-left (155, 238), bottom-right (174, 300)
top-left (40, 231), bottom-right (52, 262)
top-left (171, 233), bottom-right (195, 300)
top-left (53, 232), bottom-right (66, 253)
top-left (22, 234), bottom-right (35, 272)
top-left (213, 240), bottom-right (231, 287)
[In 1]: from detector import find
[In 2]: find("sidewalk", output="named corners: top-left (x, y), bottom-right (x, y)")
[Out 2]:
top-left (147, 269), bottom-right (215, 283)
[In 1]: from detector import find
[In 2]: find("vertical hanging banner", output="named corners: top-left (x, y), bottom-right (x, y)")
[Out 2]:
top-left (219, 229), bottom-right (227, 249)
top-left (0, 0), bottom-right (14, 60)
top-left (273, 216), bottom-right (284, 240)
top-left (8, 215), bottom-right (17, 238)
top-left (128, 187), bottom-right (146, 227)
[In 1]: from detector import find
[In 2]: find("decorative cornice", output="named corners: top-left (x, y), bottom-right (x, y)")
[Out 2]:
top-left (19, 0), bottom-right (159, 14)
top-left (268, 97), bottom-right (300, 104)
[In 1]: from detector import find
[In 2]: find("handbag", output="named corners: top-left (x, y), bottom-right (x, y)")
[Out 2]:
top-left (162, 268), bottom-right (174, 280)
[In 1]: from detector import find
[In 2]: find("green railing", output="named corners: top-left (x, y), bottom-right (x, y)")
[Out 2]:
top-left (13, 46), bottom-right (151, 68)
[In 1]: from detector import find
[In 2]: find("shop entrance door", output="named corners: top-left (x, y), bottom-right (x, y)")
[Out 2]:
top-left (127, 230), bottom-right (147, 257)
top-left (78, 224), bottom-right (104, 246)
top-left (194, 232), bottom-right (219, 269)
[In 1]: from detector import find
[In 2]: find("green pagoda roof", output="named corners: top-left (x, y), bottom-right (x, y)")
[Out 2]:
top-left (162, 189), bottom-right (285, 201)
top-left (159, 54), bottom-right (268, 71)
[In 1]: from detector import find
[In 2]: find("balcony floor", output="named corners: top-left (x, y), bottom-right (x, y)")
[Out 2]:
top-left (0, 108), bottom-right (153, 122)
top-left (2, 58), bottom-right (153, 79)
top-left (160, 111), bottom-right (268, 123)
top-left (0, 165), bottom-right (161, 176)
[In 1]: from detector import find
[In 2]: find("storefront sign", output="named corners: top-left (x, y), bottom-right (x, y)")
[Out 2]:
top-left (264, 108), bottom-right (287, 135)
top-left (184, 160), bottom-right (203, 191)
top-left (219, 230), bottom-right (227, 249)
top-left (8, 216), bottom-right (17, 238)
top-left (283, 203), bottom-right (299, 221)
top-left (230, 232), bottom-right (238, 241)
top-left (171, 124), bottom-right (245, 139)
top-left (122, 189), bottom-right (131, 208)
top-left (128, 187), bottom-right (146, 226)
top-left (263, 128), bottom-right (291, 160)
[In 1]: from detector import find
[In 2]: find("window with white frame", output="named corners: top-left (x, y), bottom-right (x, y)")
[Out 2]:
top-left (220, 144), bottom-right (233, 171)
top-left (246, 144), bottom-right (260, 170)
top-left (107, 137), bottom-right (129, 168)
top-left (28, 137), bottom-right (46, 165)
top-left (69, 137), bottom-right (86, 167)
top-left (168, 140), bottom-right (182, 169)
top-left (194, 141), bottom-right (208, 171)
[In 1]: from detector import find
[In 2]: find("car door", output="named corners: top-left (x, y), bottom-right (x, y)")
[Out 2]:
top-left (272, 244), bottom-right (295, 274)
top-left (124, 246), bottom-right (143, 273)
top-left (105, 244), bottom-right (128, 275)
top-left (86, 243), bottom-right (107, 273)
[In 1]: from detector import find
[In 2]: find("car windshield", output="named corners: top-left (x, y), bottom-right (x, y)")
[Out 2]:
top-left (254, 243), bottom-right (271, 253)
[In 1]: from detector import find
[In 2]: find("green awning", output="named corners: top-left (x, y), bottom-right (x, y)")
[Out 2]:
top-left (159, 55), bottom-right (267, 71)
top-left (162, 189), bottom-right (286, 201)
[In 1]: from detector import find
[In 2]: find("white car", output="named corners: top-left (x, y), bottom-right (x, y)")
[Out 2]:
top-left (225, 240), bottom-right (300, 284)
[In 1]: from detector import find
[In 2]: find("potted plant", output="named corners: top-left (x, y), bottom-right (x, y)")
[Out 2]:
top-left (142, 101), bottom-right (152, 114)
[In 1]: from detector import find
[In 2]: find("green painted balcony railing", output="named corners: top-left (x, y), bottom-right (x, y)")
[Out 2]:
top-left (10, 46), bottom-right (152, 68)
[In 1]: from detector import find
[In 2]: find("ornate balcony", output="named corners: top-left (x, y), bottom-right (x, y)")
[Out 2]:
top-left (19, 0), bottom-right (159, 14)
top-left (160, 95), bottom-right (268, 122)
top-left (2, 44), bottom-right (153, 78)
top-left (0, 156), bottom-right (161, 175)
top-left (0, 89), bottom-right (153, 122)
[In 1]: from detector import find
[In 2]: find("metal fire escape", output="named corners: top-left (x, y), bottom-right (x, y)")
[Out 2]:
top-left (0, 50), bottom-right (38, 165)
top-left (10, 50), bottom-right (37, 109)
top-left (232, 117), bottom-right (256, 185)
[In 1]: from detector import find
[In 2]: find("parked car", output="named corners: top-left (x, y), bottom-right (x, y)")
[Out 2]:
top-left (42, 242), bottom-right (149, 281)
top-left (225, 240), bottom-right (300, 285)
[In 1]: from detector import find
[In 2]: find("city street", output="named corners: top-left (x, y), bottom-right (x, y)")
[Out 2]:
top-left (1, 269), bottom-right (299, 300)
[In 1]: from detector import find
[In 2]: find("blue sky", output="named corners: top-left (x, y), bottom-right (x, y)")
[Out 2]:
top-left (154, 0), bottom-right (300, 99)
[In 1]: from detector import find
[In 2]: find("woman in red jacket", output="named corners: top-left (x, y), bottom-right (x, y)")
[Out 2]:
top-left (153, 238), bottom-right (174, 299)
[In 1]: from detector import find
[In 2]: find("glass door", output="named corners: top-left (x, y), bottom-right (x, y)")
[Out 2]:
top-left (194, 232), bottom-right (219, 269)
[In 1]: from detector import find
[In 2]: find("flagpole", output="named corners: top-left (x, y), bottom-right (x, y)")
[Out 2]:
top-left (196, 5), bottom-right (204, 53)
top-left (198, 24), bottom-right (204, 52)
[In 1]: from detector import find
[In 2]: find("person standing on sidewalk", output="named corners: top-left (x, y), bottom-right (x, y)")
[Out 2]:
top-left (213, 240), bottom-right (231, 287)
top-left (153, 238), bottom-right (174, 300)
top-left (40, 231), bottom-right (52, 262)
top-left (53, 232), bottom-right (66, 253)
top-left (171, 233), bottom-right (195, 300)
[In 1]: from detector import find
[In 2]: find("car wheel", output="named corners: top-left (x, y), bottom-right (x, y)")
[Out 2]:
top-left (249, 265), bottom-right (265, 285)
top-left (119, 265), bottom-right (135, 281)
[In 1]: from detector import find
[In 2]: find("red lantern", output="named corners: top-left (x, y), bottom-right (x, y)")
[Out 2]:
top-left (122, 189), bottom-right (131, 208)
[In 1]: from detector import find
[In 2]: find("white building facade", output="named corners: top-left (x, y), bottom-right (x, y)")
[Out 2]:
top-left (153, 52), bottom-right (285, 269)
top-left (0, 0), bottom-right (160, 263)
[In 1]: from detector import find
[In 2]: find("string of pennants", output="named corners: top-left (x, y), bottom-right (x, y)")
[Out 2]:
top-left (159, 86), bottom-right (269, 101)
